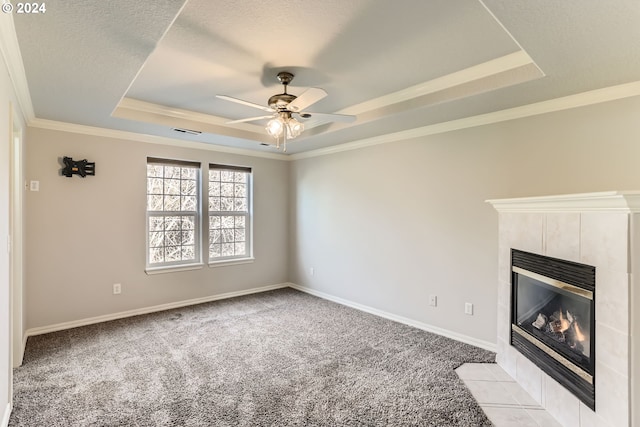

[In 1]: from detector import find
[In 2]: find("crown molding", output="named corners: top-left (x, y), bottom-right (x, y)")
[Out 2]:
top-left (29, 118), bottom-right (288, 160)
top-left (22, 80), bottom-right (640, 163)
top-left (0, 10), bottom-right (35, 122)
top-left (290, 80), bottom-right (640, 160)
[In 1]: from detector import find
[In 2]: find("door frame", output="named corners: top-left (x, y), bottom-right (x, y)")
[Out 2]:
top-left (9, 102), bottom-right (24, 377)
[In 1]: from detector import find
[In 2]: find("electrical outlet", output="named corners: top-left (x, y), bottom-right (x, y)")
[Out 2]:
top-left (30, 180), bottom-right (39, 191)
top-left (113, 283), bottom-right (121, 295)
top-left (429, 295), bottom-right (437, 307)
top-left (465, 302), bottom-right (473, 315)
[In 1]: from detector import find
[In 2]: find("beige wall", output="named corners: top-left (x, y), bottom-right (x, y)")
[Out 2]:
top-left (21, 95), bottom-right (640, 352)
top-left (289, 95), bottom-right (640, 346)
top-left (24, 128), bottom-right (289, 329)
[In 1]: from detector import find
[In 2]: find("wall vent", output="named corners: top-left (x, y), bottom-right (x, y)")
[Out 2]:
top-left (172, 127), bottom-right (202, 135)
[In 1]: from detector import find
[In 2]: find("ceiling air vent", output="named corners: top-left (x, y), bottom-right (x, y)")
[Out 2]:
top-left (172, 127), bottom-right (202, 135)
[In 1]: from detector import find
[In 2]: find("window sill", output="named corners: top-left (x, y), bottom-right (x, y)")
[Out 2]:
top-left (145, 263), bottom-right (204, 275)
top-left (208, 257), bottom-right (255, 268)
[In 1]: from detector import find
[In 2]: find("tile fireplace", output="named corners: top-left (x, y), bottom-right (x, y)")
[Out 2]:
top-left (487, 191), bottom-right (640, 427)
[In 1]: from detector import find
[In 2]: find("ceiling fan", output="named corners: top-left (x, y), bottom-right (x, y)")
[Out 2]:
top-left (216, 71), bottom-right (356, 151)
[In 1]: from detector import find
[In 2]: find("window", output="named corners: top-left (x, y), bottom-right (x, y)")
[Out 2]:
top-left (146, 158), bottom-right (201, 269)
top-left (208, 164), bottom-right (252, 262)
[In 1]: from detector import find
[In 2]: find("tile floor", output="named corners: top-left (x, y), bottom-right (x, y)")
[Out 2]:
top-left (456, 363), bottom-right (562, 427)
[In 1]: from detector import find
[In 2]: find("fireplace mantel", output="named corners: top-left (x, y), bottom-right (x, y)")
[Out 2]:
top-left (487, 190), bottom-right (640, 212)
top-left (487, 191), bottom-right (639, 427)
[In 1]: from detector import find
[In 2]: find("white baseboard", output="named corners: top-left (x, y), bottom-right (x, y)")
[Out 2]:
top-left (23, 282), bottom-right (496, 353)
top-left (288, 283), bottom-right (497, 352)
top-left (24, 283), bottom-right (289, 339)
top-left (1, 403), bottom-right (11, 427)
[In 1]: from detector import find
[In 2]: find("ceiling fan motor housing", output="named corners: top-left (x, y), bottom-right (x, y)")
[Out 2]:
top-left (269, 72), bottom-right (298, 111)
top-left (268, 93), bottom-right (297, 111)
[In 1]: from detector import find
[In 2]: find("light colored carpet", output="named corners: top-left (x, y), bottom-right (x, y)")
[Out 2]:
top-left (10, 288), bottom-right (495, 426)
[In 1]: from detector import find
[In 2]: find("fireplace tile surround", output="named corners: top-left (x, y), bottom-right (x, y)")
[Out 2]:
top-left (487, 191), bottom-right (640, 427)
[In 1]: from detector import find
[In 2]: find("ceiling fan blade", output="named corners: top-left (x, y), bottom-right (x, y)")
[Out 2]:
top-left (287, 88), bottom-right (328, 112)
top-left (226, 115), bottom-right (274, 124)
top-left (216, 95), bottom-right (273, 112)
top-left (297, 112), bottom-right (356, 123)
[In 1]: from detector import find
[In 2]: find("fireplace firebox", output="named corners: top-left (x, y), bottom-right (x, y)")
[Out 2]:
top-left (511, 249), bottom-right (595, 409)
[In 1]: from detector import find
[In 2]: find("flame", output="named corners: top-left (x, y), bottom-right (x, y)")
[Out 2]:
top-left (574, 322), bottom-right (586, 342)
top-left (559, 310), bottom-right (571, 332)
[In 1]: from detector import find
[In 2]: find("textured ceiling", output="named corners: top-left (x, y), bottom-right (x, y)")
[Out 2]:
top-left (12, 0), bottom-right (640, 155)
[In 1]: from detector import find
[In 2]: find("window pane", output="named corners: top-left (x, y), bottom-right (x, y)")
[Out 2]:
top-left (182, 230), bottom-right (194, 245)
top-left (210, 216), bottom-right (221, 229)
top-left (181, 167), bottom-right (196, 180)
top-left (221, 170), bottom-right (233, 182)
top-left (165, 179), bottom-right (181, 195)
top-left (221, 197), bottom-right (234, 211)
top-left (234, 198), bottom-right (247, 212)
top-left (147, 195), bottom-right (163, 211)
top-left (149, 231), bottom-right (164, 247)
top-left (181, 245), bottom-right (195, 260)
top-left (149, 247), bottom-right (164, 263)
top-left (165, 246), bottom-right (181, 262)
top-left (147, 164), bottom-right (163, 178)
top-left (234, 172), bottom-right (246, 183)
top-left (221, 183), bottom-right (233, 197)
top-left (209, 182), bottom-right (220, 197)
top-left (182, 196), bottom-right (197, 211)
top-left (165, 216), bottom-right (181, 231)
top-left (181, 179), bottom-right (197, 196)
top-left (222, 243), bottom-right (234, 257)
top-left (210, 229), bottom-right (221, 244)
top-left (210, 244), bottom-right (221, 258)
top-left (209, 198), bottom-right (221, 211)
top-left (164, 196), bottom-right (180, 211)
top-left (182, 216), bottom-right (194, 230)
top-left (234, 242), bottom-right (245, 256)
top-left (149, 217), bottom-right (164, 231)
top-left (221, 216), bottom-right (234, 228)
top-left (209, 169), bottom-right (220, 182)
top-left (221, 229), bottom-right (234, 243)
top-left (235, 228), bottom-right (245, 242)
top-left (166, 231), bottom-right (181, 246)
top-left (147, 178), bottom-right (163, 194)
top-left (235, 216), bottom-right (245, 228)
top-left (165, 166), bottom-right (181, 179)
top-left (234, 184), bottom-right (246, 198)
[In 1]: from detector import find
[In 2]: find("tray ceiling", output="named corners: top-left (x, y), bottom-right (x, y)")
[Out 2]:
top-left (12, 0), bottom-right (640, 155)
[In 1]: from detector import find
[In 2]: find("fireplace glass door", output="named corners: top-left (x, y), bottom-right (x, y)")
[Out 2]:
top-left (510, 249), bottom-right (595, 409)
top-left (513, 269), bottom-right (593, 374)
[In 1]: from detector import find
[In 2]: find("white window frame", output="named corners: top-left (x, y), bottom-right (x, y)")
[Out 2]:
top-left (207, 164), bottom-right (253, 266)
top-left (145, 157), bottom-right (202, 273)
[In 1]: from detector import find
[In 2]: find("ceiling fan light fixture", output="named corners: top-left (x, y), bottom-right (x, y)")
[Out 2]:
top-left (287, 118), bottom-right (304, 139)
top-left (266, 114), bottom-right (304, 141)
top-left (266, 118), bottom-right (284, 137)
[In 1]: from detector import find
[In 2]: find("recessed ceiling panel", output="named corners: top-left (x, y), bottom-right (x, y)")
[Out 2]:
top-left (125, 0), bottom-right (522, 117)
